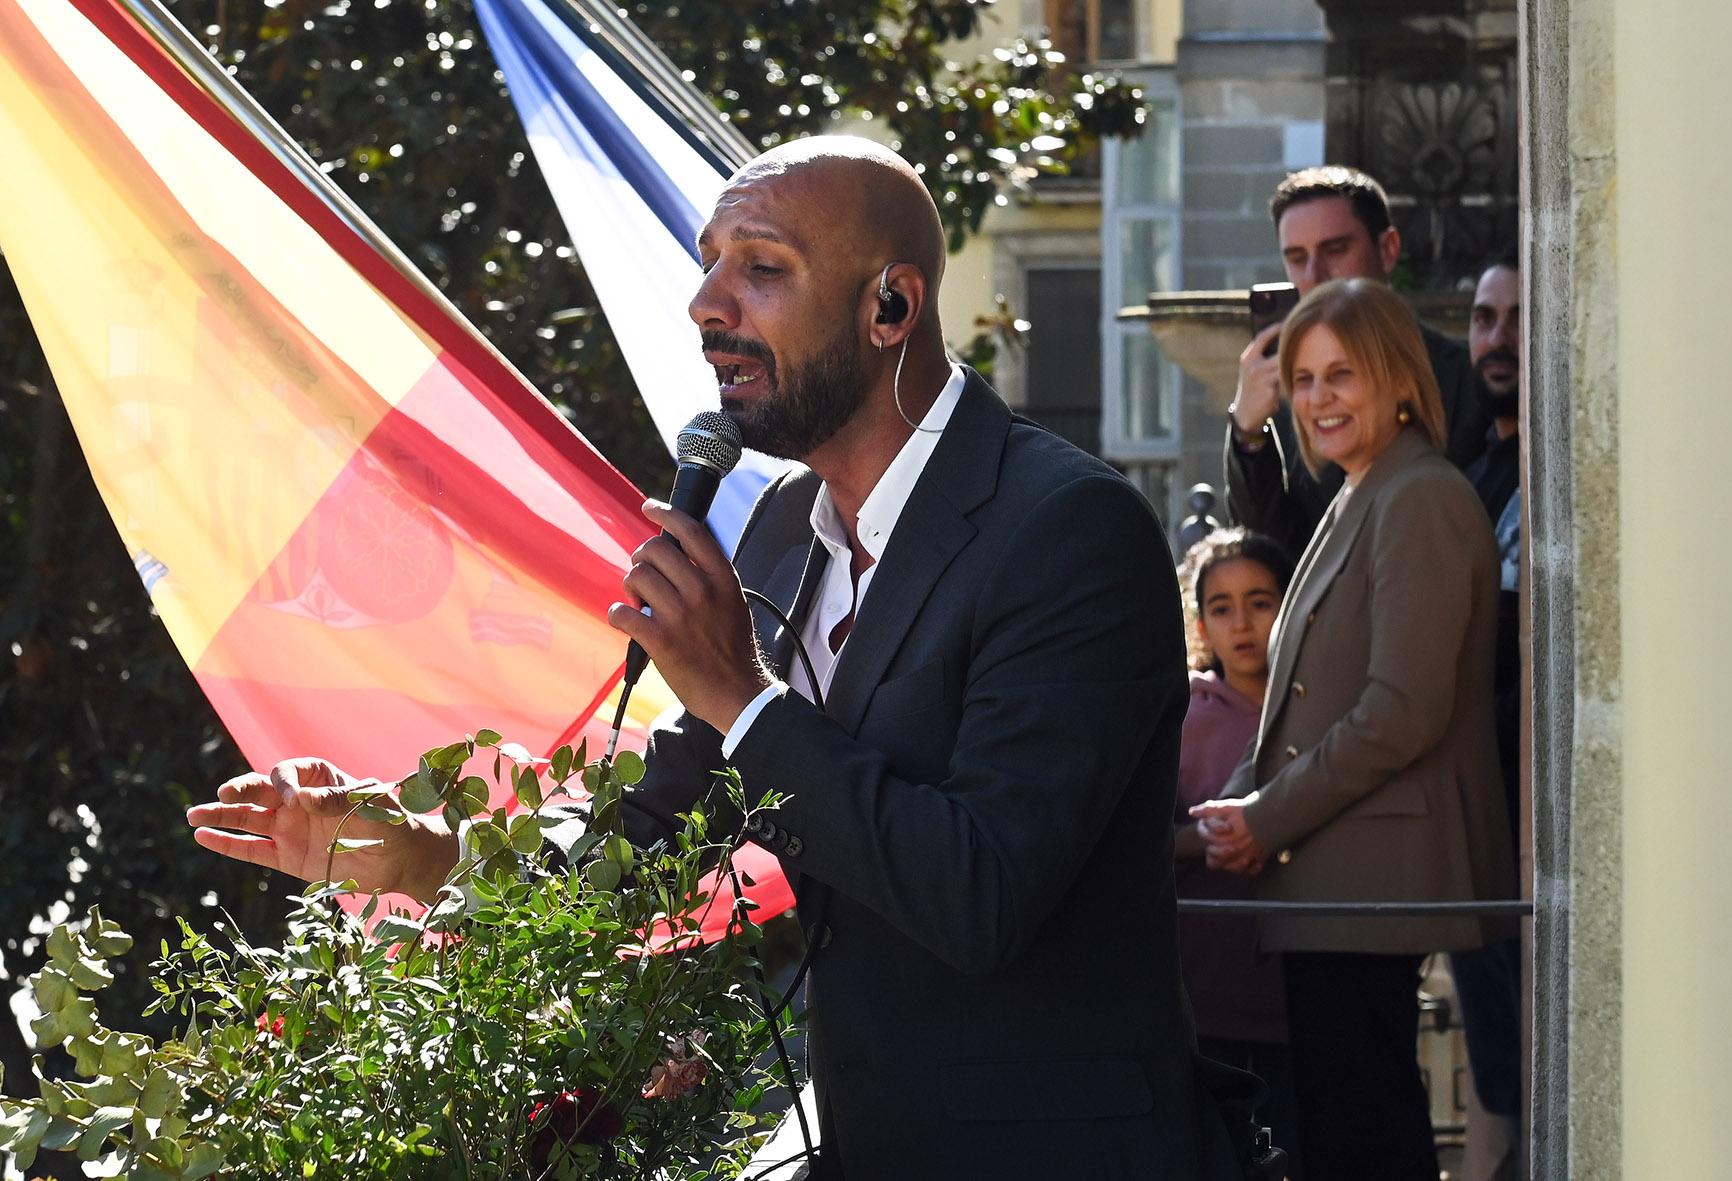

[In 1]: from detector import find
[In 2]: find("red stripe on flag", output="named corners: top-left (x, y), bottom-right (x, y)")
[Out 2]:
top-left (65, 0), bottom-right (638, 507)
top-left (196, 351), bottom-right (646, 770)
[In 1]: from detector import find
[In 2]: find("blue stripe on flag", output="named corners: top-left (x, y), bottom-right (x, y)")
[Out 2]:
top-left (475, 0), bottom-right (784, 552)
top-left (478, 0), bottom-right (704, 260)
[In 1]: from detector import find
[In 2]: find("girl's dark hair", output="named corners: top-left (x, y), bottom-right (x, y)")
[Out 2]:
top-left (1180, 528), bottom-right (1294, 672)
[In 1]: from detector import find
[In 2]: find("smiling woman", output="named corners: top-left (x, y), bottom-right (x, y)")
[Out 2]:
top-left (1279, 278), bottom-right (1448, 486)
top-left (1190, 278), bottom-right (1514, 1179)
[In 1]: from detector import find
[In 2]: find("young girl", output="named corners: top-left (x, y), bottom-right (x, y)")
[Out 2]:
top-left (1174, 528), bottom-right (1300, 1177)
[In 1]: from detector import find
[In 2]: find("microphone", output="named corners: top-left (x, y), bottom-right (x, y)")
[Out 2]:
top-left (608, 413), bottom-right (743, 759)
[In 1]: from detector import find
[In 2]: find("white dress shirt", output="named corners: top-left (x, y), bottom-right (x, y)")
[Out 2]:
top-left (721, 363), bottom-right (967, 756)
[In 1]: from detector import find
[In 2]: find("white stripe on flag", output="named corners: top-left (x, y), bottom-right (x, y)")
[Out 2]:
top-left (475, 0), bottom-right (787, 549)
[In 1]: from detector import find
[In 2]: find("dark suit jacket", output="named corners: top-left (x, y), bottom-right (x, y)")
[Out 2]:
top-left (611, 372), bottom-right (1236, 1178)
top-left (1223, 428), bottom-right (1516, 955)
top-left (1222, 322), bottom-right (1488, 559)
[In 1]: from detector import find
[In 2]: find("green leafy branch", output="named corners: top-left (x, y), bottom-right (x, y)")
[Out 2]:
top-left (1, 739), bottom-right (787, 1179)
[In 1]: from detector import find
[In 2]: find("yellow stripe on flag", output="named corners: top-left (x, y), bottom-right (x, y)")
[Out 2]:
top-left (0, 0), bottom-right (437, 663)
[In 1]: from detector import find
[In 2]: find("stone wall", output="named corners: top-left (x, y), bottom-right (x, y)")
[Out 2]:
top-left (1522, 0), bottom-right (1618, 1176)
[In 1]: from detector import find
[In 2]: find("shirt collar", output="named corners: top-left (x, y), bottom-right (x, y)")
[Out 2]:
top-left (809, 362), bottom-right (967, 563)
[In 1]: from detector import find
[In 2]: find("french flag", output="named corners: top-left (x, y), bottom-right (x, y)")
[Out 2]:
top-left (474, 0), bottom-right (786, 551)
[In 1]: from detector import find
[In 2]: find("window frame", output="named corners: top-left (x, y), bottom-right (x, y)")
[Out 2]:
top-left (1100, 67), bottom-right (1183, 467)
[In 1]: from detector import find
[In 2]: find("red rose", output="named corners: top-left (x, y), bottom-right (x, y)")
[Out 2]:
top-left (527, 1086), bottom-right (623, 1170)
top-left (255, 1011), bottom-right (284, 1038)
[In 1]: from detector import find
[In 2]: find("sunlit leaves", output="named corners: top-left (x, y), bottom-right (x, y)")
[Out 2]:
top-left (0, 751), bottom-right (783, 1177)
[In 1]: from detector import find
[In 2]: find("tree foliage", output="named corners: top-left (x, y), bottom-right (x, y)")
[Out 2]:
top-left (0, 1), bottom-right (1139, 1170)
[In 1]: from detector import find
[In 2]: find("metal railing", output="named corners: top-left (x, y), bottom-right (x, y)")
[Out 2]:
top-left (1177, 899), bottom-right (1534, 917)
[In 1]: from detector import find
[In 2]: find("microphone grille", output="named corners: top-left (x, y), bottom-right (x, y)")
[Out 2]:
top-left (677, 412), bottom-right (744, 475)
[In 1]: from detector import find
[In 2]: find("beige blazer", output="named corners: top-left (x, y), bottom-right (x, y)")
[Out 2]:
top-left (1225, 427), bottom-right (1516, 954)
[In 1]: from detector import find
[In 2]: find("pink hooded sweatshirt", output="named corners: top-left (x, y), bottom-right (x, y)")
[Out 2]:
top-left (1174, 670), bottom-right (1288, 1045)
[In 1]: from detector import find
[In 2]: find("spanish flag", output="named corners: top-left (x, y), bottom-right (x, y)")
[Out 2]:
top-left (0, 0), bottom-right (792, 934)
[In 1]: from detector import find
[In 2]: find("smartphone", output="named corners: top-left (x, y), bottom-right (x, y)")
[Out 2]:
top-left (1248, 282), bottom-right (1299, 355)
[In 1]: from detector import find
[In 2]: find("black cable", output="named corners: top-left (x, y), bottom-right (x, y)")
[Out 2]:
top-left (733, 588), bottom-right (829, 1168)
top-left (603, 588), bottom-right (832, 1170)
top-left (736, 590), bottom-right (833, 1017)
top-left (744, 1146), bottom-right (817, 1180)
top-left (741, 590), bottom-right (823, 716)
top-left (726, 858), bottom-right (814, 1164)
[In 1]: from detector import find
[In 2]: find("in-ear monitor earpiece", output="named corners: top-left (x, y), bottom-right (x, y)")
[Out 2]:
top-left (876, 263), bottom-right (909, 325)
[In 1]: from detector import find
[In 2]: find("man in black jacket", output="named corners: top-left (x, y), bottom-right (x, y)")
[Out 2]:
top-left (1223, 167), bottom-right (1489, 558)
top-left (1452, 252), bottom-right (1524, 1179)
top-left (189, 136), bottom-right (1254, 1180)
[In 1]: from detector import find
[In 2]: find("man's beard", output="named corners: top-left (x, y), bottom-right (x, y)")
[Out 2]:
top-left (706, 328), bottom-right (871, 460)
top-left (1475, 348), bottom-right (1520, 421)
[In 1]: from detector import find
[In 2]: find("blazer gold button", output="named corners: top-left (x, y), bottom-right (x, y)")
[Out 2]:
top-left (1292, 681), bottom-right (1307, 698)
top-left (1277, 850), bottom-right (1292, 865)
top-left (1284, 745), bottom-right (1299, 760)
top-left (1306, 610), bottom-right (1316, 624)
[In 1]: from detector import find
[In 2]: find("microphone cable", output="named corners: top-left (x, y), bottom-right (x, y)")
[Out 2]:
top-left (597, 583), bottom-right (829, 1174)
top-left (734, 588), bottom-right (828, 1175)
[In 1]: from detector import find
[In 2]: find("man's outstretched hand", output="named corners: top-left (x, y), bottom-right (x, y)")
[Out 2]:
top-left (186, 757), bottom-right (458, 902)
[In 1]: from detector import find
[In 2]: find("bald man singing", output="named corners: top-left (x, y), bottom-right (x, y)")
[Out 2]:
top-left (189, 138), bottom-right (1243, 1178)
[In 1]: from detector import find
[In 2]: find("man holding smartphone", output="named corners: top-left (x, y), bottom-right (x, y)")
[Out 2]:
top-left (1224, 167), bottom-right (1489, 558)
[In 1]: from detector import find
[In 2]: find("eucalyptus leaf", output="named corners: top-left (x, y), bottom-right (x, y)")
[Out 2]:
top-left (40, 1113), bottom-right (81, 1151)
top-left (513, 765), bottom-right (543, 810)
top-left (603, 835), bottom-right (636, 871)
top-left (470, 822), bottom-right (508, 858)
top-left (460, 775), bottom-right (491, 815)
top-left (91, 929), bottom-right (133, 958)
top-left (33, 967), bottom-right (74, 1013)
top-left (430, 740), bottom-right (471, 771)
top-left (371, 915), bottom-right (426, 945)
top-left (67, 956), bottom-right (114, 991)
top-left (398, 774), bottom-right (442, 815)
top-left (76, 1106), bottom-right (133, 1159)
top-left (185, 1141), bottom-right (225, 1178)
top-left (147, 1132), bottom-right (186, 1169)
top-left (482, 850), bottom-right (519, 882)
top-left (613, 749), bottom-right (646, 785)
top-left (138, 1069), bottom-right (179, 1119)
top-left (584, 859), bottom-right (622, 891)
top-left (29, 1010), bottom-right (63, 1048)
top-left (45, 925), bottom-right (79, 969)
top-left (509, 813), bottom-right (543, 855)
top-left (329, 838), bottom-right (384, 855)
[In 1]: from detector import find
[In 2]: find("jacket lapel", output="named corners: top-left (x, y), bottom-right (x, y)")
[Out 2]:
top-left (822, 371), bottom-right (1009, 735)
top-left (1257, 427), bottom-right (1432, 742)
top-left (738, 469), bottom-right (828, 678)
top-left (752, 535), bottom-right (824, 677)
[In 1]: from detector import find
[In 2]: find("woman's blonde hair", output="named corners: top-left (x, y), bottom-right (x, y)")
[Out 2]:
top-left (1276, 278), bottom-right (1446, 477)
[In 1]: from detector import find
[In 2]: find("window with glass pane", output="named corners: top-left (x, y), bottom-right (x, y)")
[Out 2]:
top-left (1115, 100), bottom-right (1179, 207)
top-left (1044, 0), bottom-right (1137, 65)
top-left (1120, 218), bottom-right (1175, 306)
top-left (1120, 332), bottom-right (1172, 441)
top-left (1100, 74), bottom-right (1181, 461)
top-left (1097, 0), bottom-right (1135, 60)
